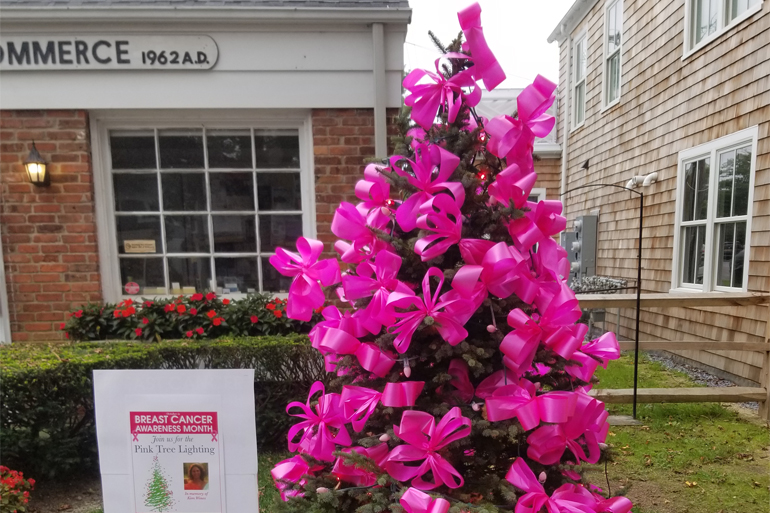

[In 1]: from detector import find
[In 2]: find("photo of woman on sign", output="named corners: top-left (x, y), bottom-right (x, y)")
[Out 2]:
top-left (183, 463), bottom-right (209, 490)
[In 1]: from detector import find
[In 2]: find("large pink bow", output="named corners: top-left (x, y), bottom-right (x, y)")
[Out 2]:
top-left (309, 305), bottom-right (367, 349)
top-left (315, 328), bottom-right (396, 378)
top-left (382, 381), bottom-right (425, 407)
top-left (533, 238), bottom-right (570, 283)
top-left (487, 162), bottom-right (538, 209)
top-left (404, 53), bottom-right (481, 130)
top-left (400, 487), bottom-right (450, 513)
top-left (508, 200), bottom-right (567, 251)
top-left (485, 382), bottom-right (578, 431)
top-left (391, 144), bottom-right (464, 232)
top-left (446, 359), bottom-right (475, 403)
top-left (341, 385), bottom-right (382, 432)
top-left (331, 444), bottom-right (389, 486)
top-left (475, 369), bottom-right (520, 399)
top-left (506, 458), bottom-right (598, 513)
top-left (355, 163), bottom-right (397, 228)
top-left (269, 237), bottom-right (341, 321)
top-left (333, 202), bottom-right (392, 264)
top-left (385, 407), bottom-right (471, 490)
top-left (536, 282), bottom-right (586, 360)
top-left (457, 3), bottom-right (506, 91)
top-left (459, 238), bottom-right (496, 265)
top-left (342, 250), bottom-right (411, 327)
top-left (286, 382), bottom-right (351, 461)
top-left (500, 309), bottom-right (542, 374)
top-left (271, 455), bottom-right (321, 502)
top-left (415, 194), bottom-right (464, 262)
top-left (566, 332), bottom-right (621, 382)
top-left (386, 267), bottom-right (468, 353)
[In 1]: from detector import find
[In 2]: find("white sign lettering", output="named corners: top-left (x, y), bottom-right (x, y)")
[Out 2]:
top-left (0, 35), bottom-right (218, 71)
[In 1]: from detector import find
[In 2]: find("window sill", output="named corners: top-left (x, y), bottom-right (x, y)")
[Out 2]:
top-left (668, 287), bottom-right (748, 294)
top-left (570, 122), bottom-right (585, 135)
top-left (121, 292), bottom-right (290, 302)
top-left (668, 287), bottom-right (704, 294)
top-left (682, 2), bottom-right (763, 62)
top-left (600, 99), bottom-right (621, 114)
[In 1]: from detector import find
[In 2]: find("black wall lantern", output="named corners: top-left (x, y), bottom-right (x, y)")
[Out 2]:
top-left (24, 142), bottom-right (49, 186)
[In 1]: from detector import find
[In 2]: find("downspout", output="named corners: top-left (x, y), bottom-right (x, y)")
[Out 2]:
top-left (372, 22), bottom-right (388, 157)
top-left (560, 34), bottom-right (571, 198)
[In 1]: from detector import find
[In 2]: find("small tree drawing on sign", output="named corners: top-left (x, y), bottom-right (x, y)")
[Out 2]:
top-left (144, 456), bottom-right (176, 512)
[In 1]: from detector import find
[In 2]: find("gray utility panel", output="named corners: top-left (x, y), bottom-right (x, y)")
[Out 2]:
top-left (561, 214), bottom-right (598, 281)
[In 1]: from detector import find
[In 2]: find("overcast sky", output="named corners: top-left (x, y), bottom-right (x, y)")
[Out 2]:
top-left (404, 0), bottom-right (577, 89)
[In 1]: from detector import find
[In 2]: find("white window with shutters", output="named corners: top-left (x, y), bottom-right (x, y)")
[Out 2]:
top-left (672, 126), bottom-right (758, 292)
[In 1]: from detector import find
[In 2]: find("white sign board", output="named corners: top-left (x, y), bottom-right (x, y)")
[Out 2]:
top-left (94, 370), bottom-right (257, 513)
top-left (0, 35), bottom-right (218, 71)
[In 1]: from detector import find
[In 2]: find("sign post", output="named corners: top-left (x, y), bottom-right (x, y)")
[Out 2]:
top-left (94, 370), bottom-right (257, 513)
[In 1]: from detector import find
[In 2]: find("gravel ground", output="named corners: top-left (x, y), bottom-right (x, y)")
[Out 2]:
top-left (646, 351), bottom-right (759, 411)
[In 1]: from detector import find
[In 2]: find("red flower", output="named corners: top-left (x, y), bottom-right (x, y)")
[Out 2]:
top-left (273, 310), bottom-right (283, 318)
top-left (164, 304), bottom-right (175, 313)
top-left (206, 310), bottom-right (217, 319)
top-left (266, 303), bottom-right (276, 311)
top-left (144, 301), bottom-right (154, 306)
top-left (75, 310), bottom-right (83, 318)
top-left (135, 328), bottom-right (142, 336)
top-left (190, 308), bottom-right (198, 316)
top-left (23, 492), bottom-right (29, 498)
top-left (125, 299), bottom-right (134, 306)
top-left (191, 293), bottom-right (204, 301)
top-left (177, 305), bottom-right (187, 314)
top-left (314, 307), bottom-right (324, 314)
top-left (206, 292), bottom-right (216, 301)
top-left (186, 331), bottom-right (193, 338)
top-left (222, 298), bottom-right (230, 305)
top-left (213, 317), bottom-right (223, 326)
top-left (250, 315), bottom-right (259, 323)
top-left (113, 309), bottom-right (121, 318)
top-left (142, 318), bottom-right (149, 325)
top-left (60, 322), bottom-right (66, 330)
top-left (65, 333), bottom-right (70, 339)
top-left (195, 327), bottom-right (204, 335)
top-left (27, 478), bottom-right (34, 487)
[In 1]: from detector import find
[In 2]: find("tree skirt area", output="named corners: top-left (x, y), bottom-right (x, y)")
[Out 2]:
top-left (27, 475), bottom-right (102, 513)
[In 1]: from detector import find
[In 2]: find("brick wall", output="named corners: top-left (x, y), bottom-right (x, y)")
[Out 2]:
top-left (0, 110), bottom-right (101, 342)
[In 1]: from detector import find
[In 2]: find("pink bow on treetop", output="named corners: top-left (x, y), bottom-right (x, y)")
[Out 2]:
top-left (400, 487), bottom-right (451, 513)
top-left (403, 53), bottom-right (481, 130)
top-left (415, 194), bottom-right (464, 262)
top-left (390, 144), bottom-right (464, 233)
top-left (355, 163), bottom-right (398, 228)
top-left (457, 3), bottom-right (506, 91)
top-left (506, 458), bottom-right (611, 513)
top-left (508, 200), bottom-right (568, 252)
top-left (385, 406), bottom-right (471, 490)
top-left (271, 455), bottom-right (323, 502)
top-left (487, 162), bottom-right (538, 209)
top-left (331, 444), bottom-right (389, 487)
top-left (269, 237), bottom-right (341, 321)
top-left (287, 382), bottom-right (351, 462)
top-left (386, 267), bottom-right (469, 353)
top-left (485, 382), bottom-right (578, 431)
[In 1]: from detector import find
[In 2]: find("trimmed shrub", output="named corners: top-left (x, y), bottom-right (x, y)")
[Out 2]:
top-left (61, 293), bottom-right (322, 342)
top-left (0, 336), bottom-right (324, 479)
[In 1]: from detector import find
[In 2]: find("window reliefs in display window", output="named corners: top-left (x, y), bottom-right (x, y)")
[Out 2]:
top-left (92, 114), bottom-right (314, 302)
top-left (672, 126), bottom-right (758, 293)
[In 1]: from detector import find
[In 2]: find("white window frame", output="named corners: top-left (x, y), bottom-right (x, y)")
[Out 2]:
top-left (571, 31), bottom-right (587, 131)
top-left (683, 0), bottom-right (763, 59)
top-left (671, 125), bottom-right (758, 293)
top-left (0, 234), bottom-right (11, 344)
top-left (91, 110), bottom-right (316, 303)
top-left (601, 0), bottom-right (623, 110)
top-left (528, 188), bottom-right (547, 203)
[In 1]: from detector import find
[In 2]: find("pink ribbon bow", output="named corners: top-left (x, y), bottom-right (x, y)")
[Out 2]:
top-left (457, 3), bottom-right (506, 91)
top-left (459, 238), bottom-right (496, 265)
top-left (331, 444), bottom-right (389, 487)
top-left (485, 382), bottom-right (578, 431)
top-left (565, 332), bottom-right (620, 382)
top-left (487, 163), bottom-right (538, 209)
top-left (508, 200), bottom-right (568, 252)
top-left (342, 250), bottom-right (412, 328)
top-left (415, 194), bottom-right (464, 262)
top-left (355, 163), bottom-right (398, 228)
top-left (315, 328), bottom-right (396, 378)
top-left (271, 455), bottom-right (319, 502)
top-left (500, 308), bottom-right (542, 374)
top-left (390, 144), bottom-right (464, 233)
top-left (269, 237), bottom-right (341, 321)
top-left (403, 53), bottom-right (481, 130)
top-left (536, 282), bottom-right (586, 360)
top-left (475, 369), bottom-right (520, 399)
top-left (385, 406), bottom-right (471, 490)
top-left (287, 382), bottom-right (351, 462)
top-left (382, 381), bottom-right (426, 407)
top-left (400, 487), bottom-right (450, 513)
top-left (309, 305), bottom-right (367, 349)
top-left (445, 359), bottom-right (475, 403)
top-left (341, 385), bottom-right (382, 432)
top-left (386, 267), bottom-right (468, 353)
top-left (533, 238), bottom-right (570, 283)
top-left (481, 242), bottom-right (540, 303)
top-left (333, 202), bottom-right (392, 264)
top-left (506, 458), bottom-right (598, 513)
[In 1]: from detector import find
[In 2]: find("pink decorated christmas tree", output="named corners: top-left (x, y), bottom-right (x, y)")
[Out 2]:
top-left (269, 4), bottom-right (633, 512)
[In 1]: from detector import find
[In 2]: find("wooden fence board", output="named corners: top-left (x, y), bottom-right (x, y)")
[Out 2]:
top-left (589, 387), bottom-right (767, 403)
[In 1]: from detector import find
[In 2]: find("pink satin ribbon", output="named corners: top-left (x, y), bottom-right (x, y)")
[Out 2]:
top-left (271, 455), bottom-right (321, 502)
top-left (487, 163), bottom-right (537, 209)
top-left (485, 382), bottom-right (578, 431)
top-left (457, 3), bottom-right (506, 91)
top-left (333, 201), bottom-right (393, 264)
top-left (341, 382), bottom-right (425, 433)
top-left (385, 406), bottom-right (471, 490)
top-left (506, 458), bottom-right (598, 513)
top-left (475, 369), bottom-right (520, 399)
top-left (508, 200), bottom-right (567, 251)
top-left (459, 238), bottom-right (496, 265)
top-left (400, 487), bottom-right (451, 513)
top-left (500, 308), bottom-right (542, 374)
top-left (268, 237), bottom-right (341, 321)
top-left (355, 163), bottom-right (397, 228)
top-left (287, 382), bottom-right (351, 462)
top-left (331, 444), bottom-right (389, 486)
top-left (446, 359), bottom-right (474, 403)
top-left (415, 194), bottom-right (463, 262)
top-left (315, 328), bottom-right (396, 378)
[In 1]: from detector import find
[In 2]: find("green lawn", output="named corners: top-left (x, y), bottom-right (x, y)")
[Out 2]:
top-left (258, 354), bottom-right (770, 512)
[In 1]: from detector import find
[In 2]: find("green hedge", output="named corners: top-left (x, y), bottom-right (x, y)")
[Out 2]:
top-left (0, 336), bottom-right (324, 479)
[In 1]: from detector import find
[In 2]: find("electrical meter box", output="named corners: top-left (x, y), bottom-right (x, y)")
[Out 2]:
top-left (560, 231), bottom-right (579, 283)
top-left (573, 214), bottom-right (598, 279)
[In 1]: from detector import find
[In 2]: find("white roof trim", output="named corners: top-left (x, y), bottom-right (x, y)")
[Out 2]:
top-left (547, 0), bottom-right (600, 44)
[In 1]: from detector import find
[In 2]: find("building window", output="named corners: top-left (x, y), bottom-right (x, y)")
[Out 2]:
top-left (572, 34), bottom-right (587, 129)
top-left (673, 126), bottom-right (758, 292)
top-left (603, 0), bottom-right (622, 107)
top-left (686, 0), bottom-right (761, 54)
top-left (103, 124), bottom-right (310, 299)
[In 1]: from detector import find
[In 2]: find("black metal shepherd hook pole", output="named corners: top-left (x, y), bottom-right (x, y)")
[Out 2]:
top-left (560, 183), bottom-right (644, 418)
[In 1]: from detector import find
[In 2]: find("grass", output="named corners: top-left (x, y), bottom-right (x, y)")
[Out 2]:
top-left (258, 354), bottom-right (770, 512)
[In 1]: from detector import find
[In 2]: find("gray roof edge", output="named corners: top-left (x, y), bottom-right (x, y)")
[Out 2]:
top-left (547, 0), bottom-right (600, 44)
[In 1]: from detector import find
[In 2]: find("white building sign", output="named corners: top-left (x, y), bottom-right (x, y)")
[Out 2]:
top-left (0, 35), bottom-right (218, 70)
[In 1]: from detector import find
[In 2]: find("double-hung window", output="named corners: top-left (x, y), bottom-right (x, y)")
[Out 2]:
top-left (686, 0), bottom-right (762, 55)
top-left (572, 33), bottom-right (587, 129)
top-left (673, 126), bottom-right (758, 292)
top-left (603, 0), bottom-right (622, 107)
top-left (95, 117), bottom-right (312, 301)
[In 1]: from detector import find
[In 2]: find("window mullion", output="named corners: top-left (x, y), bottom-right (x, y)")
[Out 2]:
top-left (252, 127), bottom-right (264, 293)
top-left (703, 148), bottom-right (718, 290)
top-left (203, 126), bottom-right (216, 293)
top-left (154, 127), bottom-right (170, 295)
